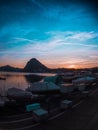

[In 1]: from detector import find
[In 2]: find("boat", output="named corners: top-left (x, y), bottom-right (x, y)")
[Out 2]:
top-left (72, 76), bottom-right (96, 84)
top-left (26, 82), bottom-right (60, 94)
top-left (7, 88), bottom-right (34, 101)
top-left (44, 75), bottom-right (63, 85)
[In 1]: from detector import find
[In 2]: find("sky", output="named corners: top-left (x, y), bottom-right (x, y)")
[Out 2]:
top-left (0, 0), bottom-right (98, 69)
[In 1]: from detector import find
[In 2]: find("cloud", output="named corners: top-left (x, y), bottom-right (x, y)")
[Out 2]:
top-left (65, 32), bottom-right (98, 41)
top-left (10, 31), bottom-right (98, 54)
top-left (0, 31), bottom-right (97, 56)
top-left (89, 55), bottom-right (98, 59)
top-left (72, 43), bottom-right (98, 48)
top-left (47, 31), bottom-right (98, 41)
top-left (14, 38), bottom-right (34, 42)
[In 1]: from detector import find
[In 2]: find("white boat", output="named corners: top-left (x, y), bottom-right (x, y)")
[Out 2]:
top-left (72, 76), bottom-right (96, 84)
top-left (26, 82), bottom-right (60, 94)
top-left (7, 88), bottom-right (33, 101)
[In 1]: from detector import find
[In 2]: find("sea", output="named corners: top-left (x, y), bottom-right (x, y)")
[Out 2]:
top-left (0, 72), bottom-right (56, 96)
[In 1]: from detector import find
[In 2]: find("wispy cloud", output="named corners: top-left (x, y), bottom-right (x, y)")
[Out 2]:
top-left (66, 32), bottom-right (98, 41)
top-left (3, 31), bottom-right (97, 56)
top-left (0, 31), bottom-right (98, 68)
top-left (16, 31), bottom-right (98, 49)
top-left (47, 31), bottom-right (98, 41)
top-left (14, 38), bottom-right (34, 42)
top-left (89, 55), bottom-right (98, 59)
top-left (64, 43), bottom-right (98, 48)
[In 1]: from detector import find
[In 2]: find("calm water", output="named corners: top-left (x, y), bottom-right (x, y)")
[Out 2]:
top-left (0, 72), bottom-right (56, 96)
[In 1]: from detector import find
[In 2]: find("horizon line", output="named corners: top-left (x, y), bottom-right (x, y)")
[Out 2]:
top-left (0, 58), bottom-right (98, 70)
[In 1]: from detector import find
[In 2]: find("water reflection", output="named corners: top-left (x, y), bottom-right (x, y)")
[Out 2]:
top-left (25, 75), bottom-right (44, 84)
top-left (0, 72), bottom-right (55, 96)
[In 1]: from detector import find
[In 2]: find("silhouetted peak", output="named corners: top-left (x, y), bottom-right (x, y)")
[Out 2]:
top-left (24, 58), bottom-right (49, 72)
top-left (0, 65), bottom-right (22, 72)
top-left (30, 58), bottom-right (37, 61)
top-left (2, 65), bottom-right (13, 68)
top-left (29, 58), bottom-right (40, 63)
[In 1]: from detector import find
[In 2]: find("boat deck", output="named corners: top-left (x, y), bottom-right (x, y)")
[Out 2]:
top-left (0, 81), bottom-right (98, 130)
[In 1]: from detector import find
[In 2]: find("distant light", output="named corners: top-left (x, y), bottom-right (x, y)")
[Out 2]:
top-left (67, 65), bottom-right (77, 69)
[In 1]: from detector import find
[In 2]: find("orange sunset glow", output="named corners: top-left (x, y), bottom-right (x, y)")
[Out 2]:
top-left (0, 58), bottom-right (98, 69)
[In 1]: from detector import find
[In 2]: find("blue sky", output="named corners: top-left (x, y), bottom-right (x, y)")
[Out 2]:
top-left (0, 0), bottom-right (98, 68)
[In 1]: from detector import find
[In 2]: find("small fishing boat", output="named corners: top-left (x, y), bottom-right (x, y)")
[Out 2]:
top-left (7, 88), bottom-right (33, 101)
top-left (26, 82), bottom-right (60, 94)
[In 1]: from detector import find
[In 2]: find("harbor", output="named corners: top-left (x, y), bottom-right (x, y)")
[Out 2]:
top-left (0, 70), bottom-right (98, 130)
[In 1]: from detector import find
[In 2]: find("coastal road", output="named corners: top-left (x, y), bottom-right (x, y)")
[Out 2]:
top-left (31, 89), bottom-right (98, 130)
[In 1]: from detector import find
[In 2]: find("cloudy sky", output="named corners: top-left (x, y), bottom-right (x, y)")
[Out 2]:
top-left (0, 0), bottom-right (98, 68)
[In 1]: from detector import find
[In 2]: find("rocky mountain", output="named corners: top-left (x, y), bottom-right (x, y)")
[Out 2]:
top-left (0, 65), bottom-right (22, 72)
top-left (0, 58), bottom-right (96, 73)
top-left (23, 58), bottom-right (49, 72)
